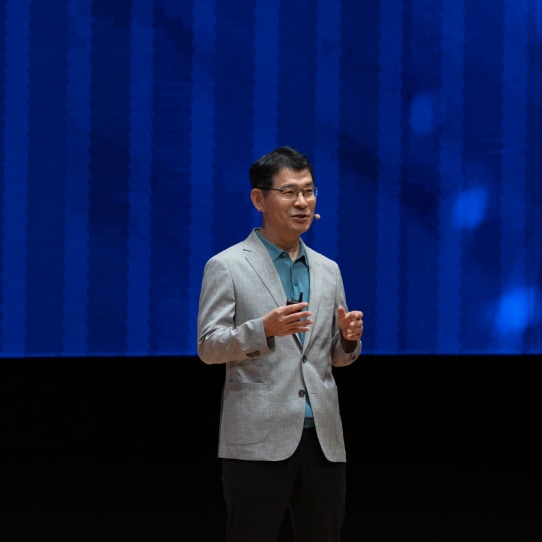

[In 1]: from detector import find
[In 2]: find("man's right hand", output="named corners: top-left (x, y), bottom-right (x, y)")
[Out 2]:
top-left (263, 302), bottom-right (312, 337)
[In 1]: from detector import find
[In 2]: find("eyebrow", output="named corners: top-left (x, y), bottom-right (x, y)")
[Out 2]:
top-left (275, 183), bottom-right (315, 189)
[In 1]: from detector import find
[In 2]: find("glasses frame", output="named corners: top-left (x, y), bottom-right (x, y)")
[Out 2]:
top-left (256, 186), bottom-right (319, 200)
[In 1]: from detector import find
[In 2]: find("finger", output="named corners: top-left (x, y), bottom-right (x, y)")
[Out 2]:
top-left (286, 302), bottom-right (308, 312)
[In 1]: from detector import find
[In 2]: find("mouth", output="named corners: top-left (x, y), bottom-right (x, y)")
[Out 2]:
top-left (291, 214), bottom-right (311, 221)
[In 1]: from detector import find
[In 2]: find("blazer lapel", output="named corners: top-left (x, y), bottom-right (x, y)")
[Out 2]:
top-left (303, 248), bottom-right (325, 349)
top-left (243, 230), bottom-right (286, 307)
top-left (243, 230), bottom-right (310, 350)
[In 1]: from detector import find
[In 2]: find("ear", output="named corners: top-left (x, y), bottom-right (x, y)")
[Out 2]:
top-left (250, 188), bottom-right (265, 212)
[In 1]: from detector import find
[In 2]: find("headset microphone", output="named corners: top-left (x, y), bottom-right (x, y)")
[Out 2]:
top-left (314, 214), bottom-right (321, 220)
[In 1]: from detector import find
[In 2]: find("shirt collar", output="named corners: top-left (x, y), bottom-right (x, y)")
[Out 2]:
top-left (256, 229), bottom-right (307, 263)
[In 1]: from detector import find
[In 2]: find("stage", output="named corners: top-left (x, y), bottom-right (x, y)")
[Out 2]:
top-left (1, 356), bottom-right (539, 540)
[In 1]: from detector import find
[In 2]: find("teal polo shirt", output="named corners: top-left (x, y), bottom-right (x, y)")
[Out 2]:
top-left (256, 230), bottom-right (314, 424)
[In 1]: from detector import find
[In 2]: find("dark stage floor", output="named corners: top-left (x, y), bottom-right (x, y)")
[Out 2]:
top-left (1, 356), bottom-right (540, 540)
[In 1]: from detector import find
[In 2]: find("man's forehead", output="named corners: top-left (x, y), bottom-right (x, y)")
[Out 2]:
top-left (274, 168), bottom-right (313, 184)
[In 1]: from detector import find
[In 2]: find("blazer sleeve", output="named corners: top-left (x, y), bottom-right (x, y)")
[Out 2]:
top-left (197, 254), bottom-right (274, 365)
top-left (331, 263), bottom-right (362, 366)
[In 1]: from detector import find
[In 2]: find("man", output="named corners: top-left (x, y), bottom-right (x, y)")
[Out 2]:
top-left (197, 145), bottom-right (364, 542)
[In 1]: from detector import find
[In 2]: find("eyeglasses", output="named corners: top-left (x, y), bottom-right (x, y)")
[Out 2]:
top-left (256, 186), bottom-right (319, 201)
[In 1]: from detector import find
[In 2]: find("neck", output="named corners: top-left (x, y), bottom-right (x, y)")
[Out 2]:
top-left (259, 228), bottom-right (300, 260)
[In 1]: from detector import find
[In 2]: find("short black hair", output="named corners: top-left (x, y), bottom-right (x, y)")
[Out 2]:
top-left (249, 146), bottom-right (315, 189)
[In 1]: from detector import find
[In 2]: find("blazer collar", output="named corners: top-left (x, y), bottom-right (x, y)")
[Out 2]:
top-left (242, 229), bottom-right (286, 306)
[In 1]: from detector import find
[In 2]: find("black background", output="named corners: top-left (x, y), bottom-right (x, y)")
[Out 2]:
top-left (2, 356), bottom-right (541, 540)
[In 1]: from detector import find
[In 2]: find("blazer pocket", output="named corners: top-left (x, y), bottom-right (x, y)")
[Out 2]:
top-left (221, 381), bottom-right (271, 444)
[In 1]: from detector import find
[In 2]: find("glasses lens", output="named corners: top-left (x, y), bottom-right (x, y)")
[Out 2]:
top-left (271, 187), bottom-right (318, 200)
top-left (299, 188), bottom-right (317, 199)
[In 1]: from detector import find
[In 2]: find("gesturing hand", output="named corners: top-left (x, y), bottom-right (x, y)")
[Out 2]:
top-left (263, 302), bottom-right (313, 338)
top-left (337, 306), bottom-right (364, 342)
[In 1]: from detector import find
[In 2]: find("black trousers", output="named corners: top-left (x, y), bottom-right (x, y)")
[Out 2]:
top-left (221, 427), bottom-right (346, 542)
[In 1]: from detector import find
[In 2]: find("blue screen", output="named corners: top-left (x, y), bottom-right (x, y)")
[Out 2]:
top-left (0, 0), bottom-right (540, 357)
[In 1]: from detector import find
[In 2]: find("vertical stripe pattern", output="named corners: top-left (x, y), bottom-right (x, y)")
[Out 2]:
top-left (1, 0), bottom-right (31, 355)
top-left (0, 0), bottom-right (541, 357)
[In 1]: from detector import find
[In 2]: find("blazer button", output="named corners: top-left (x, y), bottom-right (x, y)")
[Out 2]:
top-left (302, 355), bottom-right (307, 363)
top-left (298, 390), bottom-right (306, 398)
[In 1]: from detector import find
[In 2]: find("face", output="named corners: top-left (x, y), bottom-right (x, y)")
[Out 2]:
top-left (251, 168), bottom-right (318, 244)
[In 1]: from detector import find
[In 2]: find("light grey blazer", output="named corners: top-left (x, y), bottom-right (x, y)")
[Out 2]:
top-left (197, 228), bottom-right (361, 462)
